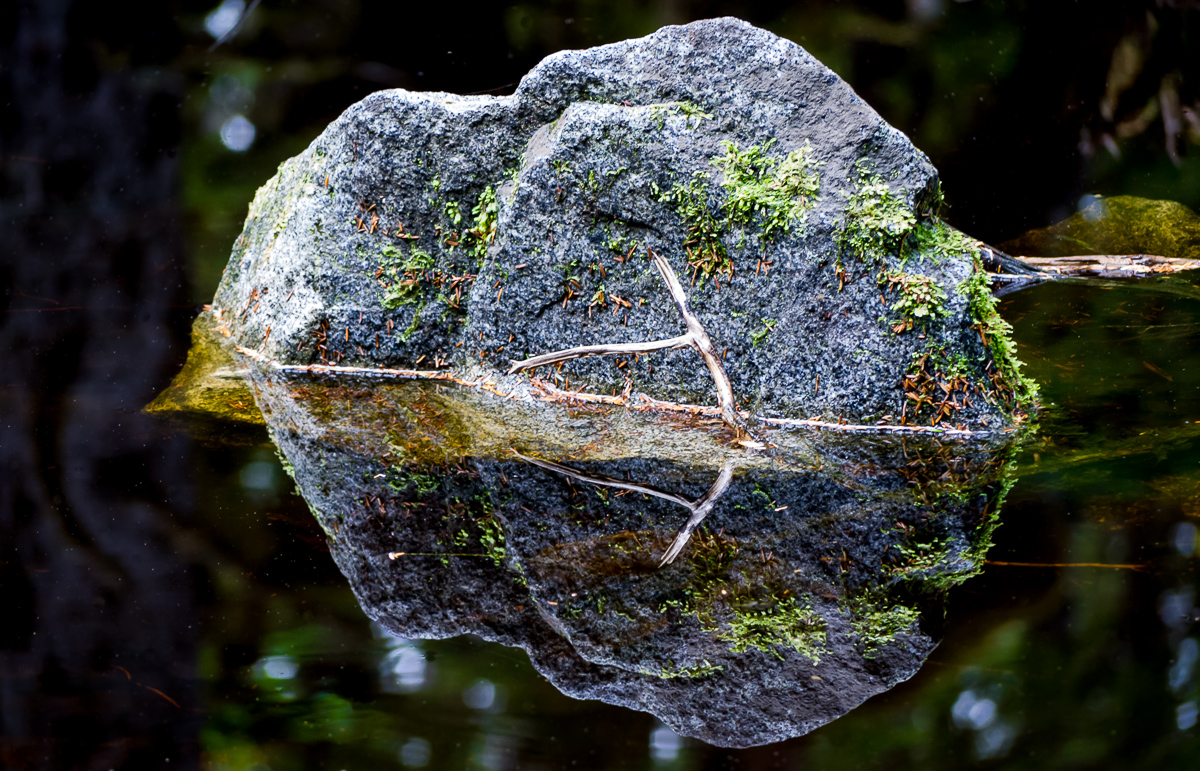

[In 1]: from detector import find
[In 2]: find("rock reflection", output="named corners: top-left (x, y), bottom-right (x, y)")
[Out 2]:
top-left (149, 320), bottom-right (1022, 747)
top-left (221, 359), bottom-right (1019, 748)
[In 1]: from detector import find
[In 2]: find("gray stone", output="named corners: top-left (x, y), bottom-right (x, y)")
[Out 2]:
top-left (212, 17), bottom-right (1035, 428)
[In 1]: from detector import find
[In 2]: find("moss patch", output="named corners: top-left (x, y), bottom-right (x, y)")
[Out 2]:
top-left (961, 260), bottom-right (1040, 420)
top-left (837, 166), bottom-right (917, 265)
top-left (881, 270), bottom-right (948, 333)
top-left (714, 139), bottom-right (820, 243)
top-left (847, 596), bottom-right (920, 659)
top-left (717, 595), bottom-right (829, 664)
top-left (664, 139), bottom-right (822, 282)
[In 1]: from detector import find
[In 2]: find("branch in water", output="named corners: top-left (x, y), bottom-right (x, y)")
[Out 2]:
top-left (511, 450), bottom-right (735, 566)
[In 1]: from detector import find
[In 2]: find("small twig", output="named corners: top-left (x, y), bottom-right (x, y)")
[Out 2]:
top-left (509, 334), bottom-right (692, 372)
top-left (658, 462), bottom-right (734, 567)
top-left (512, 451), bottom-right (693, 508)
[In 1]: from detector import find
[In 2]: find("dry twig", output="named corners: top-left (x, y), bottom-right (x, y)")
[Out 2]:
top-left (510, 250), bottom-right (747, 432)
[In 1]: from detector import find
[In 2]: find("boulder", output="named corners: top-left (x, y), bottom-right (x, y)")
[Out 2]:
top-left (211, 17), bottom-right (1036, 428)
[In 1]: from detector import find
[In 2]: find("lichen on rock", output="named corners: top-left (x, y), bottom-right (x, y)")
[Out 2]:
top-left (210, 17), bottom-right (1036, 430)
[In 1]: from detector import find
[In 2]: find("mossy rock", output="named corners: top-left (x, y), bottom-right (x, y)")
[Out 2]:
top-left (1000, 195), bottom-right (1200, 260)
top-left (207, 18), bottom-right (1036, 430)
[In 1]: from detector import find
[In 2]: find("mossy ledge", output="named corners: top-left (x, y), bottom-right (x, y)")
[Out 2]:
top-left (209, 18), bottom-right (1035, 432)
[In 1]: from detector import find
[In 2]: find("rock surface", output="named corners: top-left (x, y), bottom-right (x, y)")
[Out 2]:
top-left (212, 17), bottom-right (1035, 428)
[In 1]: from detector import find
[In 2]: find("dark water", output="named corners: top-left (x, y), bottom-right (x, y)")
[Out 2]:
top-left (4, 1), bottom-right (1200, 769)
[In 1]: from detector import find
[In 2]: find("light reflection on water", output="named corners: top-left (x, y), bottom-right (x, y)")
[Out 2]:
top-left (375, 624), bottom-right (430, 693)
top-left (399, 737), bottom-right (431, 767)
top-left (650, 722), bottom-right (684, 764)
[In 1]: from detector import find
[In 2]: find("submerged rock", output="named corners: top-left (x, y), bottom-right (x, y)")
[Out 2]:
top-left (212, 17), bottom-right (1036, 429)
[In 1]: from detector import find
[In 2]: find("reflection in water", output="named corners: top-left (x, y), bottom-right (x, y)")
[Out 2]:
top-left (651, 722), bottom-right (684, 762)
top-left (514, 452), bottom-right (735, 566)
top-left (379, 637), bottom-right (428, 693)
top-left (129, 258), bottom-right (1200, 764)
top-left (186, 326), bottom-right (1024, 747)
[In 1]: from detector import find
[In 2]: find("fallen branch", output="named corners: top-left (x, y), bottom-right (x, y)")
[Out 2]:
top-left (237, 343), bottom-right (996, 437)
top-left (510, 249), bottom-right (747, 433)
top-left (236, 345), bottom-right (456, 380)
top-left (1014, 253), bottom-right (1200, 277)
top-left (511, 450), bottom-right (734, 566)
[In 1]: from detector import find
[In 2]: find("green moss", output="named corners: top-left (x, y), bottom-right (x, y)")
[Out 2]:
top-left (463, 186), bottom-right (498, 265)
top-left (477, 516), bottom-right (507, 567)
top-left (881, 270), bottom-right (948, 332)
top-left (443, 200), bottom-right (462, 227)
top-left (960, 259), bottom-right (1040, 420)
top-left (399, 303), bottom-right (423, 341)
top-left (837, 166), bottom-right (917, 264)
top-left (668, 171), bottom-right (731, 280)
top-left (750, 318), bottom-right (777, 346)
top-left (650, 100), bottom-right (713, 130)
top-left (380, 461), bottom-right (441, 498)
top-left (379, 243), bottom-right (436, 309)
top-left (909, 217), bottom-right (977, 263)
top-left (714, 139), bottom-right (820, 243)
top-left (835, 164), bottom-right (1036, 424)
top-left (646, 659), bottom-right (724, 679)
top-left (677, 101), bottom-right (713, 125)
top-left (717, 595), bottom-right (829, 664)
top-left (890, 537), bottom-right (954, 576)
top-left (847, 597), bottom-right (920, 658)
top-left (838, 166), bottom-right (978, 270)
top-left (664, 140), bottom-right (820, 281)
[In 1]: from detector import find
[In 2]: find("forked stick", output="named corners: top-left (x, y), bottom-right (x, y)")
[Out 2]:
top-left (511, 450), bottom-right (735, 566)
top-left (509, 250), bottom-right (746, 433)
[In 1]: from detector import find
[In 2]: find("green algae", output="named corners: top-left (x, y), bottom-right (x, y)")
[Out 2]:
top-left (143, 313), bottom-right (266, 442)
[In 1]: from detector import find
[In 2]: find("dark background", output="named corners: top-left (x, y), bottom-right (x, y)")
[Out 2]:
top-left (2, 1), bottom-right (1199, 769)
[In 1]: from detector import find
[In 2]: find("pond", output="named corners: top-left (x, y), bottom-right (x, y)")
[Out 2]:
top-left (4, 2), bottom-right (1200, 770)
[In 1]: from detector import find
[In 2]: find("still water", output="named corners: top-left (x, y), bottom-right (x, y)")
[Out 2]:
top-left (4, 1), bottom-right (1200, 769)
top-left (147, 275), bottom-right (1199, 770)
